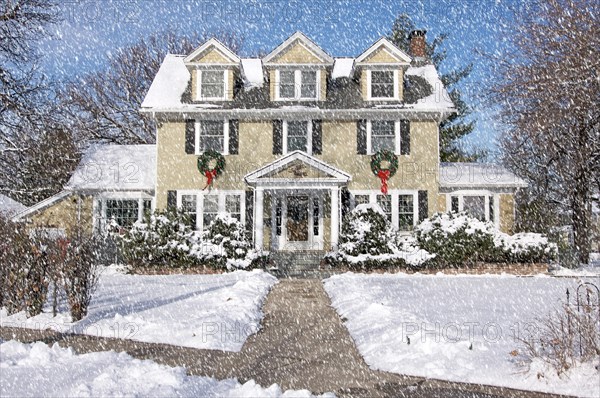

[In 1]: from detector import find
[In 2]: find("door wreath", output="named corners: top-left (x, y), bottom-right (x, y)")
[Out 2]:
top-left (197, 150), bottom-right (226, 190)
top-left (370, 150), bottom-right (398, 195)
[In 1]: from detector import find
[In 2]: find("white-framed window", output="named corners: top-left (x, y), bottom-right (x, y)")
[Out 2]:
top-left (448, 192), bottom-right (499, 225)
top-left (195, 120), bottom-right (229, 154)
top-left (275, 70), bottom-right (319, 100)
top-left (94, 194), bottom-right (154, 232)
top-left (366, 120), bottom-right (401, 154)
top-left (283, 120), bottom-right (312, 154)
top-left (197, 70), bottom-right (227, 100)
top-left (350, 191), bottom-right (418, 231)
top-left (367, 70), bottom-right (398, 100)
top-left (176, 191), bottom-right (245, 231)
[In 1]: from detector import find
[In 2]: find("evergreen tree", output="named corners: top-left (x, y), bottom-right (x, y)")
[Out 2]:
top-left (388, 14), bottom-right (481, 162)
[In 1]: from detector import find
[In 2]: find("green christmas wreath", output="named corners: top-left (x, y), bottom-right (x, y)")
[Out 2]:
top-left (197, 150), bottom-right (226, 189)
top-left (370, 149), bottom-right (398, 177)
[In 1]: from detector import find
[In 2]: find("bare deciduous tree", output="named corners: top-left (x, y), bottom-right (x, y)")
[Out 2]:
top-left (490, 0), bottom-right (600, 263)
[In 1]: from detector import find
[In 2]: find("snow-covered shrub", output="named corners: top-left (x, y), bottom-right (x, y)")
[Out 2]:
top-left (61, 233), bottom-right (102, 321)
top-left (415, 212), bottom-right (499, 267)
top-left (200, 213), bottom-right (269, 270)
top-left (415, 212), bottom-right (557, 268)
top-left (325, 204), bottom-right (432, 269)
top-left (116, 209), bottom-right (199, 268)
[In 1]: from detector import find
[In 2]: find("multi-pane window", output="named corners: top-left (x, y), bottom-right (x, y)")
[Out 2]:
top-left (370, 70), bottom-right (395, 98)
top-left (451, 196), bottom-right (459, 213)
top-left (463, 196), bottom-right (486, 221)
top-left (398, 195), bottom-right (414, 231)
top-left (376, 194), bottom-right (392, 222)
top-left (203, 194), bottom-right (219, 229)
top-left (300, 71), bottom-right (317, 98)
top-left (106, 199), bottom-right (139, 228)
top-left (200, 70), bottom-right (225, 99)
top-left (279, 71), bottom-right (296, 99)
top-left (371, 120), bottom-right (396, 153)
top-left (287, 121), bottom-right (309, 152)
top-left (199, 121), bottom-right (224, 153)
top-left (182, 195), bottom-right (197, 228)
top-left (226, 195), bottom-right (241, 221)
top-left (354, 194), bottom-right (370, 206)
top-left (277, 70), bottom-right (318, 100)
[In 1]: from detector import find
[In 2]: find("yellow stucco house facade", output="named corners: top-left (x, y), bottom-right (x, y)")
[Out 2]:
top-left (14, 31), bottom-right (527, 252)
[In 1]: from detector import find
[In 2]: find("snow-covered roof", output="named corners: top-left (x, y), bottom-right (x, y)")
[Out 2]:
top-left (240, 58), bottom-right (264, 90)
top-left (405, 65), bottom-right (455, 111)
top-left (440, 163), bottom-right (528, 189)
top-left (332, 58), bottom-right (355, 79)
top-left (66, 145), bottom-right (156, 191)
top-left (141, 54), bottom-right (189, 109)
top-left (0, 194), bottom-right (26, 217)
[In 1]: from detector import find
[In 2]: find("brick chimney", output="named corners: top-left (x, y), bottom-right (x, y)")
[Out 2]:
top-left (409, 30), bottom-right (427, 59)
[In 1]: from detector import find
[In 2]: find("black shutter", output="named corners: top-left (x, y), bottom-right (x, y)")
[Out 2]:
top-left (245, 190), bottom-right (254, 235)
top-left (167, 190), bottom-right (177, 211)
top-left (400, 119), bottom-right (410, 155)
top-left (341, 188), bottom-right (351, 221)
top-left (489, 195), bottom-right (494, 221)
top-left (418, 190), bottom-right (428, 222)
top-left (357, 119), bottom-right (367, 154)
top-left (229, 119), bottom-right (239, 154)
top-left (312, 120), bottom-right (322, 155)
top-left (273, 120), bottom-right (283, 155)
top-left (185, 119), bottom-right (195, 154)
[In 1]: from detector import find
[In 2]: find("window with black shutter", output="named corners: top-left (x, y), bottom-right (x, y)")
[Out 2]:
top-left (400, 119), bottom-right (410, 155)
top-left (418, 190), bottom-right (428, 222)
top-left (312, 120), bottom-right (322, 155)
top-left (357, 119), bottom-right (367, 154)
top-left (273, 120), bottom-right (283, 155)
top-left (229, 120), bottom-right (239, 154)
top-left (185, 120), bottom-right (195, 154)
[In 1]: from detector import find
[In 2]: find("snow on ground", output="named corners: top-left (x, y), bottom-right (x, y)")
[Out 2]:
top-left (324, 272), bottom-right (599, 397)
top-left (1, 270), bottom-right (277, 352)
top-left (0, 340), bottom-right (332, 398)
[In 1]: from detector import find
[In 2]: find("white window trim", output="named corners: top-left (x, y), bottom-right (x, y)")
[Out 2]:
top-left (350, 190), bottom-right (418, 231)
top-left (367, 69), bottom-right (399, 101)
top-left (275, 69), bottom-right (320, 101)
top-left (195, 119), bottom-right (229, 155)
top-left (447, 191), bottom-right (499, 226)
top-left (196, 69), bottom-right (228, 101)
top-left (366, 120), bottom-right (401, 155)
top-left (282, 120), bottom-right (313, 155)
top-left (176, 190), bottom-right (245, 231)
top-left (94, 193), bottom-right (154, 233)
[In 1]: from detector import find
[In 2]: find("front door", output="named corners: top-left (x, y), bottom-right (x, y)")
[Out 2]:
top-left (287, 195), bottom-right (309, 243)
top-left (275, 193), bottom-right (323, 251)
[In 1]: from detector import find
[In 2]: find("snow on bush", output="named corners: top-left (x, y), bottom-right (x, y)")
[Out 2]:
top-left (415, 212), bottom-right (557, 267)
top-left (325, 204), bottom-right (433, 269)
top-left (117, 210), bottom-right (268, 270)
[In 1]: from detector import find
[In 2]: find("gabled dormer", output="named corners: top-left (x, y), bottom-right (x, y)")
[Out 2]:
top-left (263, 32), bottom-right (334, 102)
top-left (355, 38), bottom-right (411, 102)
top-left (184, 38), bottom-right (240, 101)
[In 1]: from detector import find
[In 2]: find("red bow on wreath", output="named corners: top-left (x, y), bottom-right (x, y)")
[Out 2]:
top-left (203, 169), bottom-right (218, 190)
top-left (377, 169), bottom-right (390, 195)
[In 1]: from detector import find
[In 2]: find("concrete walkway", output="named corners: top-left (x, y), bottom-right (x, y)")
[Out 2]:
top-left (0, 280), bottom-right (572, 398)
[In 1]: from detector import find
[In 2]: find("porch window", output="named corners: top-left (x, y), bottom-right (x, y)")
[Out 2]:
top-left (226, 195), bottom-right (241, 222)
top-left (398, 194), bottom-right (414, 231)
top-left (105, 199), bottom-right (139, 228)
top-left (354, 194), bottom-right (370, 206)
top-left (203, 194), bottom-right (219, 228)
top-left (449, 194), bottom-right (497, 223)
top-left (276, 70), bottom-right (318, 100)
top-left (463, 196), bottom-right (486, 221)
top-left (376, 194), bottom-right (392, 222)
top-left (199, 70), bottom-right (226, 100)
top-left (369, 70), bottom-right (395, 99)
top-left (181, 194), bottom-right (197, 228)
top-left (197, 120), bottom-right (226, 153)
top-left (284, 121), bottom-right (311, 154)
top-left (451, 196), bottom-right (459, 213)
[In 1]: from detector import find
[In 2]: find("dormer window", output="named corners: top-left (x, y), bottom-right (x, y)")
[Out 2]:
top-left (197, 70), bottom-right (227, 100)
top-left (367, 70), bottom-right (399, 100)
top-left (276, 70), bottom-right (319, 100)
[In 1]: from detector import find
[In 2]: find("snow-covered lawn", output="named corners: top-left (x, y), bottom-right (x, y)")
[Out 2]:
top-left (1, 269), bottom-right (277, 351)
top-left (0, 340), bottom-right (330, 397)
top-left (324, 272), bottom-right (599, 397)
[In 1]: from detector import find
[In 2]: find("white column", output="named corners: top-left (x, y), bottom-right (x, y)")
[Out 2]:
top-left (330, 186), bottom-right (340, 250)
top-left (255, 188), bottom-right (264, 250)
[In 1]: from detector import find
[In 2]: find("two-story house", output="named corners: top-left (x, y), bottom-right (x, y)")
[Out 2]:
top-left (14, 31), bottom-right (527, 252)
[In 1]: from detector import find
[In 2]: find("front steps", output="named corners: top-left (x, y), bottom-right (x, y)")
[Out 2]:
top-left (269, 250), bottom-right (335, 279)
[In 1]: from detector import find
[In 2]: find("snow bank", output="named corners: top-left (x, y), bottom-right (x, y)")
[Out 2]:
top-left (0, 340), bottom-right (331, 397)
top-left (241, 58), bottom-right (264, 90)
top-left (405, 64), bottom-right (454, 110)
top-left (324, 273), bottom-right (599, 397)
top-left (141, 54), bottom-right (189, 109)
top-left (331, 58), bottom-right (354, 78)
top-left (0, 270), bottom-right (277, 352)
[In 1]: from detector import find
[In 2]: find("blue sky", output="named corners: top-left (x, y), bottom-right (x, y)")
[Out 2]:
top-left (40, 0), bottom-right (526, 153)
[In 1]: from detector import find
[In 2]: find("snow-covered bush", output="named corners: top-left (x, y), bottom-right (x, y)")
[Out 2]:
top-left (116, 209), bottom-right (199, 268)
top-left (325, 204), bottom-right (432, 269)
top-left (415, 212), bottom-right (557, 267)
